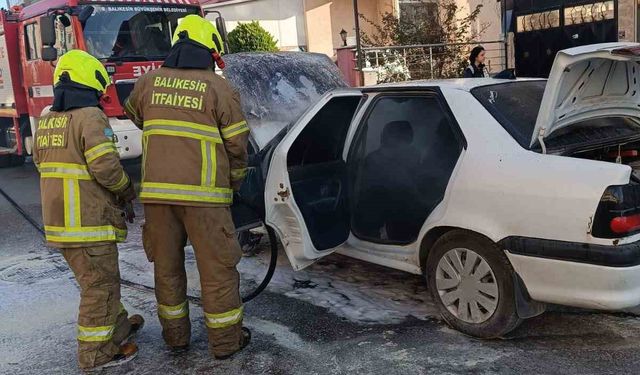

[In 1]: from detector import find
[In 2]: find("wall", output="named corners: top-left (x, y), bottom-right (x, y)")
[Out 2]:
top-left (455, 0), bottom-right (502, 40)
top-left (303, 0), bottom-right (396, 58)
top-left (617, 0), bottom-right (635, 41)
top-left (206, 0), bottom-right (396, 56)
top-left (454, 0), bottom-right (506, 73)
top-left (204, 0), bottom-right (307, 51)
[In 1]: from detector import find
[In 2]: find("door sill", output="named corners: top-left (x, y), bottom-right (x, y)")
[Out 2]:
top-left (337, 243), bottom-right (422, 275)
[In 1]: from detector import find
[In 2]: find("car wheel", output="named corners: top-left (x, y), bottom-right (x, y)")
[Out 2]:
top-left (0, 128), bottom-right (25, 168)
top-left (0, 126), bottom-right (9, 168)
top-left (10, 154), bottom-right (25, 167)
top-left (426, 230), bottom-right (522, 338)
top-left (0, 154), bottom-right (10, 168)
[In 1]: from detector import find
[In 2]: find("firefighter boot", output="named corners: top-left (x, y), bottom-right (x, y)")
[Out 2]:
top-left (214, 327), bottom-right (252, 360)
top-left (84, 343), bottom-right (139, 372)
top-left (123, 314), bottom-right (145, 343)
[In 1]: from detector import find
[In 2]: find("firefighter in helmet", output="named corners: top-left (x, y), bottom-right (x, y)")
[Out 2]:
top-left (33, 50), bottom-right (144, 371)
top-left (124, 15), bottom-right (251, 358)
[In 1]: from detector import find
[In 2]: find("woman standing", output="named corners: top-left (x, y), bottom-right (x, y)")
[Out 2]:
top-left (463, 46), bottom-right (486, 78)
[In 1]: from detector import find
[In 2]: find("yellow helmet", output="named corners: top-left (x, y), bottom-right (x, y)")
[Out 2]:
top-left (54, 50), bottom-right (109, 94)
top-left (172, 14), bottom-right (224, 54)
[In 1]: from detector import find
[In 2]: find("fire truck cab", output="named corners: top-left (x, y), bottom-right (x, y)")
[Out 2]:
top-left (0, 0), bottom-right (204, 166)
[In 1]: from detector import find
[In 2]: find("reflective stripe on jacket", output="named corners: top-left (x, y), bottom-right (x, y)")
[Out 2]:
top-left (124, 67), bottom-right (249, 207)
top-left (33, 107), bottom-right (131, 248)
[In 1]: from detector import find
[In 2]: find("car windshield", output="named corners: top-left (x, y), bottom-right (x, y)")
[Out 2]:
top-left (82, 5), bottom-right (199, 61)
top-left (471, 81), bottom-right (546, 149)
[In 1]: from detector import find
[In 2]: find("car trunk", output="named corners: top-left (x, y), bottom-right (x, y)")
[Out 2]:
top-left (532, 43), bottom-right (640, 149)
top-left (561, 134), bottom-right (640, 182)
top-left (523, 43), bottom-right (640, 239)
top-left (529, 43), bottom-right (640, 177)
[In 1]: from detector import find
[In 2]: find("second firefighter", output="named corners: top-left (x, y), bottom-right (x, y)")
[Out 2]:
top-left (124, 14), bottom-right (251, 359)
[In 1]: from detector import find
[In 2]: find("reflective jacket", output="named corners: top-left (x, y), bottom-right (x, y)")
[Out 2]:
top-left (33, 107), bottom-right (133, 248)
top-left (124, 67), bottom-right (249, 207)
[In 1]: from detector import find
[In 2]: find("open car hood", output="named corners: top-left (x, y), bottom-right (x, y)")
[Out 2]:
top-left (223, 52), bottom-right (348, 149)
top-left (531, 43), bottom-right (640, 147)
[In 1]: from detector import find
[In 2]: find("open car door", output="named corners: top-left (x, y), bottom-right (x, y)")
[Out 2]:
top-left (264, 90), bottom-right (363, 270)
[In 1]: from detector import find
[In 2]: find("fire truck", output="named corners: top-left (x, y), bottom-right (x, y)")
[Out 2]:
top-left (0, 0), bottom-right (224, 167)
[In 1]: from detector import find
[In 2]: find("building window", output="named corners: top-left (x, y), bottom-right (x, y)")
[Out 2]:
top-left (517, 10), bottom-right (560, 33)
top-left (399, 0), bottom-right (437, 25)
top-left (564, 1), bottom-right (615, 26)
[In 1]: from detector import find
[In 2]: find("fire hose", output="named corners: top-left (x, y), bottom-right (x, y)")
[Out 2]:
top-left (0, 184), bottom-right (278, 303)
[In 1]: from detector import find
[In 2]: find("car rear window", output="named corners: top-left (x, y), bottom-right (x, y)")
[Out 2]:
top-left (471, 81), bottom-right (546, 149)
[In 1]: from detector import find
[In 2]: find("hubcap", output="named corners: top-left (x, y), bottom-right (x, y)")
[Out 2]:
top-left (435, 248), bottom-right (499, 324)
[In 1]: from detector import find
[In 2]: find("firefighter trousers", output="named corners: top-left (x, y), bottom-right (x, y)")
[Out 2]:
top-left (61, 244), bottom-right (131, 369)
top-left (142, 204), bottom-right (244, 357)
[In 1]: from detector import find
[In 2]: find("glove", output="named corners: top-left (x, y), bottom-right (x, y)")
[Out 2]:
top-left (118, 180), bottom-right (137, 203)
top-left (123, 202), bottom-right (135, 224)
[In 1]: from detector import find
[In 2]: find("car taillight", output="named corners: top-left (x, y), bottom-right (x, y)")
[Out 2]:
top-left (592, 184), bottom-right (640, 238)
top-left (610, 214), bottom-right (640, 234)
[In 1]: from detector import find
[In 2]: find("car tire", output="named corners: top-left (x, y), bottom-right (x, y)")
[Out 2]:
top-left (0, 127), bottom-right (25, 168)
top-left (0, 125), bottom-right (9, 168)
top-left (10, 154), bottom-right (25, 167)
top-left (426, 230), bottom-right (522, 338)
top-left (0, 154), bottom-right (10, 168)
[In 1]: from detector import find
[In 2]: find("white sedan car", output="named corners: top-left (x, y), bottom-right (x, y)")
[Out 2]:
top-left (250, 43), bottom-right (640, 337)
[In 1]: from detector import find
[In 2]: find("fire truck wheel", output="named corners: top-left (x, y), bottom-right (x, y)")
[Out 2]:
top-left (0, 155), bottom-right (9, 168)
top-left (10, 154), bottom-right (25, 167)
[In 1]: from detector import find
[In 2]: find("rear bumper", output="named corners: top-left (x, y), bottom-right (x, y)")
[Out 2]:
top-left (500, 236), bottom-right (640, 267)
top-left (503, 237), bottom-right (640, 310)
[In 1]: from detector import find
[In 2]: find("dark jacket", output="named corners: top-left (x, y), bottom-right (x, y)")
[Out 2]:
top-left (463, 64), bottom-right (485, 78)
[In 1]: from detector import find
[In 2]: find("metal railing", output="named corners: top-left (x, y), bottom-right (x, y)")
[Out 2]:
top-left (360, 40), bottom-right (506, 82)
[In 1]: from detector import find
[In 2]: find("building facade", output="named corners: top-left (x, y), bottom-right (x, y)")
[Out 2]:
top-left (507, 0), bottom-right (640, 77)
top-left (454, 0), bottom-right (506, 74)
top-left (202, 0), bottom-right (398, 57)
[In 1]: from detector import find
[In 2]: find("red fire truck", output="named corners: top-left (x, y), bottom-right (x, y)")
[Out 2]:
top-left (0, 0), bottom-right (213, 166)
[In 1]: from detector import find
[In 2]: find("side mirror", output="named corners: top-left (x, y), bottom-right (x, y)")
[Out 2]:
top-left (215, 16), bottom-right (230, 54)
top-left (58, 14), bottom-right (71, 28)
top-left (77, 6), bottom-right (94, 26)
top-left (41, 46), bottom-right (57, 61)
top-left (39, 15), bottom-right (56, 46)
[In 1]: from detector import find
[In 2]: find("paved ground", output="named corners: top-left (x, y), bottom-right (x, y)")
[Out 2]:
top-left (1, 163), bottom-right (640, 375)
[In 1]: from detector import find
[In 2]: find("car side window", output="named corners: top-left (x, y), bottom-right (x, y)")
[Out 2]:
top-left (349, 94), bottom-right (463, 244)
top-left (24, 22), bottom-right (41, 60)
top-left (287, 96), bottom-right (362, 167)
